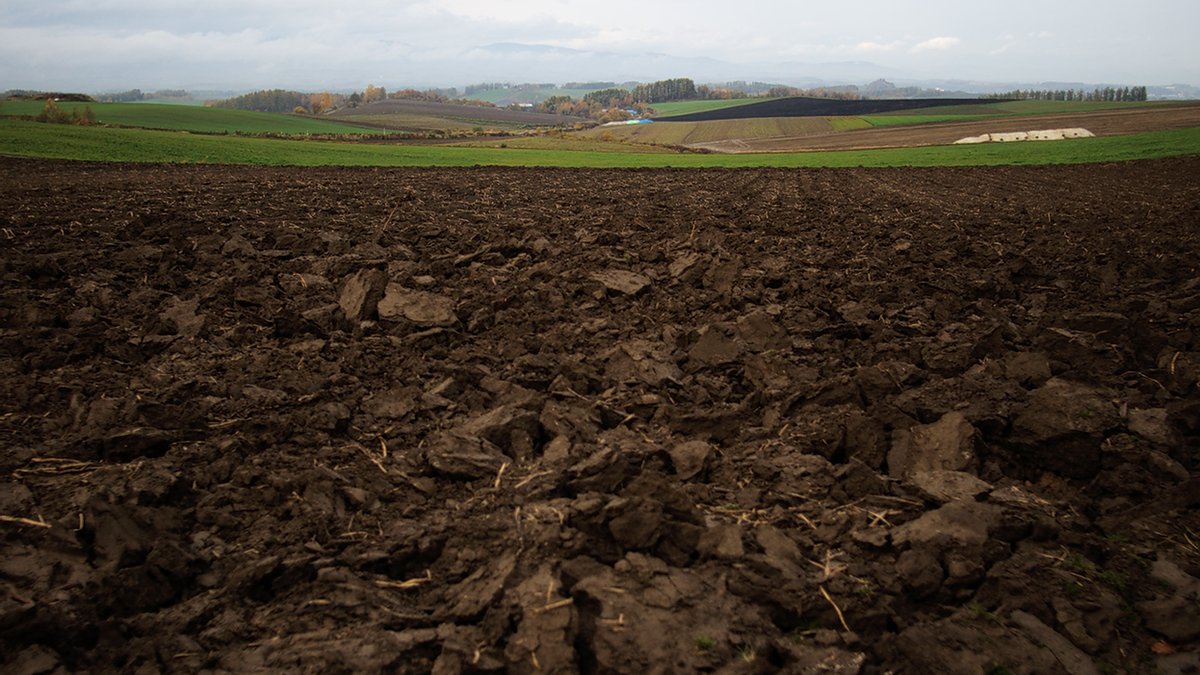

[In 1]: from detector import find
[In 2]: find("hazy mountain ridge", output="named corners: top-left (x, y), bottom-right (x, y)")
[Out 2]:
top-left (12, 40), bottom-right (1192, 100)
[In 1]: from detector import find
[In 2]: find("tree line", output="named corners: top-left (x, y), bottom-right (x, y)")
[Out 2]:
top-left (463, 82), bottom-right (620, 95)
top-left (533, 78), bottom-right (705, 119)
top-left (96, 89), bottom-right (191, 103)
top-left (986, 86), bottom-right (1148, 102)
top-left (214, 85), bottom-right (504, 115)
top-left (214, 89), bottom-right (314, 113)
top-left (531, 78), bottom-right (869, 119)
top-left (763, 85), bottom-right (860, 100)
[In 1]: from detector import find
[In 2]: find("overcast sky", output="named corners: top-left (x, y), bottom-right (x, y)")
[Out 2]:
top-left (3, 0), bottom-right (1197, 92)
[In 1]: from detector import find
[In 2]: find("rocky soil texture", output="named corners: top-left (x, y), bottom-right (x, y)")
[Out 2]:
top-left (2, 158), bottom-right (1199, 674)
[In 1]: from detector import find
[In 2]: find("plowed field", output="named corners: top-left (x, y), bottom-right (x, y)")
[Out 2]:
top-left (330, 100), bottom-right (573, 129)
top-left (2, 157), bottom-right (1199, 674)
top-left (687, 103), bottom-right (1200, 153)
top-left (658, 97), bottom-right (997, 122)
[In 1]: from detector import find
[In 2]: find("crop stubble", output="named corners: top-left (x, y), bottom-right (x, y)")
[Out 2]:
top-left (1, 157), bottom-right (1199, 673)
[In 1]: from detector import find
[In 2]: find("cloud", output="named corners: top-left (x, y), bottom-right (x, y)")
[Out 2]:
top-left (850, 41), bottom-right (902, 53)
top-left (2, 1), bottom-right (1197, 91)
top-left (911, 36), bottom-right (960, 52)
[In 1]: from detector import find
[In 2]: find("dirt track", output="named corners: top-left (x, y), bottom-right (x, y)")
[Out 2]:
top-left (688, 103), bottom-right (1200, 153)
top-left (2, 157), bottom-right (1199, 673)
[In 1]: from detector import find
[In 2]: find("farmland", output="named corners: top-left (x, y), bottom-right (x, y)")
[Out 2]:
top-left (0, 100), bottom-right (388, 135)
top-left (657, 96), bottom-right (1006, 121)
top-left (3, 117), bottom-right (1199, 167)
top-left (587, 116), bottom-right (839, 145)
top-left (464, 85), bottom-right (604, 106)
top-left (328, 99), bottom-right (574, 131)
top-left (2, 155), bottom-right (1198, 672)
top-left (0, 95), bottom-right (1197, 169)
top-left (604, 102), bottom-right (1200, 153)
top-left (650, 97), bottom-right (772, 117)
top-left (445, 135), bottom-right (678, 154)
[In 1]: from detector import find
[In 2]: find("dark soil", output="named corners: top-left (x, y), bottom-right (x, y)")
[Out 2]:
top-left (659, 97), bottom-right (1003, 122)
top-left (2, 157), bottom-right (1199, 674)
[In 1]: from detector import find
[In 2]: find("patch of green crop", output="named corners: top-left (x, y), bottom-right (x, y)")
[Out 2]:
top-left (654, 98), bottom-right (772, 117)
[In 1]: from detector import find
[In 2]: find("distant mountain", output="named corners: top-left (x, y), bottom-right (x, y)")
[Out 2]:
top-left (71, 41), bottom-right (1194, 101)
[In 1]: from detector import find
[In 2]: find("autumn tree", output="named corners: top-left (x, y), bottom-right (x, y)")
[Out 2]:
top-left (363, 84), bottom-right (387, 104)
top-left (309, 92), bottom-right (334, 114)
top-left (35, 99), bottom-right (96, 125)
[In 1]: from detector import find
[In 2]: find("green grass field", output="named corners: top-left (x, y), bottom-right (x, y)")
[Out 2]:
top-left (446, 135), bottom-right (677, 153)
top-left (0, 100), bottom-right (388, 135)
top-left (2, 118), bottom-right (1197, 168)
top-left (651, 98), bottom-right (770, 117)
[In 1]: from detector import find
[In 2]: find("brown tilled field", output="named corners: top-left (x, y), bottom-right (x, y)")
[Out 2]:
top-left (330, 99), bottom-right (574, 128)
top-left (2, 157), bottom-right (1199, 674)
top-left (686, 103), bottom-right (1200, 152)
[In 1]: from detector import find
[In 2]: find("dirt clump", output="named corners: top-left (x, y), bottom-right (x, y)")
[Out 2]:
top-left (2, 157), bottom-right (1199, 673)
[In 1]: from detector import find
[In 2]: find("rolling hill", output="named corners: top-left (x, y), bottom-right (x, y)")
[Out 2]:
top-left (329, 100), bottom-right (575, 131)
